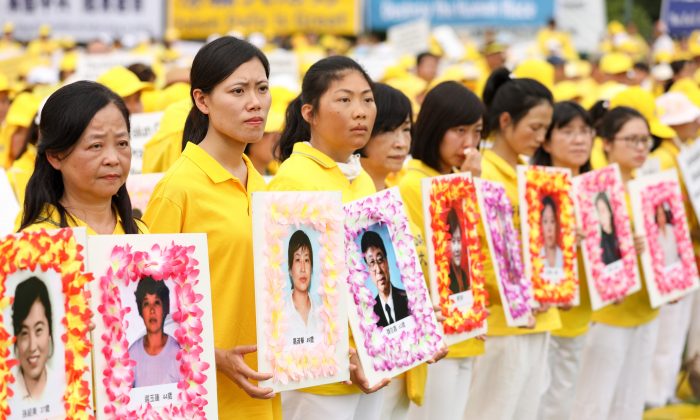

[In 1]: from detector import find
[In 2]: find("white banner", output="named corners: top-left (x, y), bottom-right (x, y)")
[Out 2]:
top-left (129, 112), bottom-right (163, 175)
top-left (678, 140), bottom-right (700, 222)
top-left (2, 0), bottom-right (165, 43)
top-left (387, 19), bottom-right (430, 57)
top-left (555, 0), bottom-right (606, 54)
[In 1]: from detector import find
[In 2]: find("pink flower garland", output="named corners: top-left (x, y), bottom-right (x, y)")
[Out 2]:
top-left (97, 243), bottom-right (209, 419)
top-left (477, 180), bottom-right (532, 321)
top-left (640, 181), bottom-right (699, 295)
top-left (574, 166), bottom-right (637, 303)
top-left (261, 194), bottom-right (343, 385)
top-left (345, 189), bottom-right (442, 372)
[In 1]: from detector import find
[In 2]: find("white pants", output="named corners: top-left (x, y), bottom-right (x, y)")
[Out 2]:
top-left (646, 296), bottom-right (693, 407)
top-left (379, 377), bottom-right (410, 420)
top-left (686, 289), bottom-right (700, 362)
top-left (282, 388), bottom-right (385, 420)
top-left (407, 358), bottom-right (473, 420)
top-left (571, 319), bottom-right (660, 420)
top-left (463, 334), bottom-right (550, 420)
top-left (538, 334), bottom-right (587, 420)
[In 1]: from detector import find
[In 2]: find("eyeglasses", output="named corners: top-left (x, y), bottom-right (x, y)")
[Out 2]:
top-left (613, 135), bottom-right (654, 149)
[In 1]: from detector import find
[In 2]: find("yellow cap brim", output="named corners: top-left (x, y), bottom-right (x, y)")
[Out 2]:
top-left (650, 118), bottom-right (676, 139)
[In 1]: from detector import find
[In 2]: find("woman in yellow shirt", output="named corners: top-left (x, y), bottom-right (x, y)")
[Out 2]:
top-left (463, 67), bottom-right (559, 420)
top-left (571, 106), bottom-right (658, 420)
top-left (142, 37), bottom-right (280, 419)
top-left (530, 101), bottom-right (595, 420)
top-left (19, 81), bottom-right (142, 234)
top-left (269, 56), bottom-right (389, 420)
top-left (396, 81), bottom-right (485, 420)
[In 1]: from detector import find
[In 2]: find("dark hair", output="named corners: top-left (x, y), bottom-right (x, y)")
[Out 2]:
top-left (655, 203), bottom-right (674, 225)
top-left (447, 207), bottom-right (460, 234)
top-left (595, 192), bottom-right (616, 234)
top-left (664, 60), bottom-right (689, 92)
top-left (482, 67), bottom-right (553, 138)
top-left (531, 101), bottom-right (593, 173)
top-left (183, 36), bottom-right (270, 148)
top-left (416, 51), bottom-right (439, 67)
top-left (134, 276), bottom-right (170, 321)
top-left (588, 99), bottom-right (609, 129)
top-left (288, 229), bottom-right (314, 281)
top-left (127, 63), bottom-right (156, 83)
top-left (20, 81), bottom-right (140, 234)
top-left (412, 81), bottom-right (484, 172)
top-left (596, 106), bottom-right (648, 142)
top-left (276, 56), bottom-right (374, 161)
top-left (12, 276), bottom-right (54, 352)
top-left (542, 195), bottom-right (557, 217)
top-left (361, 230), bottom-right (387, 258)
top-left (358, 83), bottom-right (412, 157)
top-left (633, 62), bottom-right (650, 73)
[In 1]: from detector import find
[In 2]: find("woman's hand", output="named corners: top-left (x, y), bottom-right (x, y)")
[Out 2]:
top-left (460, 147), bottom-right (482, 177)
top-left (349, 348), bottom-right (390, 393)
top-left (215, 345), bottom-right (275, 399)
top-left (433, 305), bottom-right (446, 323)
top-left (576, 228), bottom-right (585, 245)
top-left (426, 342), bottom-right (449, 364)
top-left (633, 235), bottom-right (646, 255)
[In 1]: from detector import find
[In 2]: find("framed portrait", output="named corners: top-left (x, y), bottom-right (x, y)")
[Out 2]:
top-left (629, 170), bottom-right (699, 307)
top-left (345, 188), bottom-right (443, 388)
top-left (572, 164), bottom-right (641, 311)
top-left (252, 191), bottom-right (350, 392)
top-left (87, 233), bottom-right (218, 418)
top-left (125, 172), bottom-right (165, 219)
top-left (0, 227), bottom-right (92, 420)
top-left (677, 140), bottom-right (700, 222)
top-left (0, 169), bottom-right (20, 236)
top-left (421, 173), bottom-right (488, 345)
top-left (517, 165), bottom-right (578, 307)
top-left (475, 179), bottom-right (533, 327)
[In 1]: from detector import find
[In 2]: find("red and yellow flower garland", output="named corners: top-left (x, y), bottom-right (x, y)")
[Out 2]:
top-left (0, 228), bottom-right (93, 420)
top-left (523, 166), bottom-right (577, 305)
top-left (428, 176), bottom-right (488, 334)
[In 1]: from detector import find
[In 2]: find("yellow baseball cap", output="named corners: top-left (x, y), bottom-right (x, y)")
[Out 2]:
top-left (38, 24), bottom-right (51, 37)
top-left (512, 58), bottom-right (554, 90)
top-left (610, 86), bottom-right (675, 139)
top-left (669, 78), bottom-right (700, 108)
top-left (3, 22), bottom-right (14, 33)
top-left (553, 80), bottom-right (582, 102)
top-left (608, 21), bottom-right (625, 35)
top-left (97, 66), bottom-right (153, 98)
top-left (6, 92), bottom-right (41, 127)
top-left (600, 52), bottom-right (633, 75)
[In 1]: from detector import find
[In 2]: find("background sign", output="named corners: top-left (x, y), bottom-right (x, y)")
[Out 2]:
top-left (662, 0), bottom-right (700, 38)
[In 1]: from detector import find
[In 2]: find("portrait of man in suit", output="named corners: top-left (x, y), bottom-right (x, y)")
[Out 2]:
top-left (361, 230), bottom-right (410, 328)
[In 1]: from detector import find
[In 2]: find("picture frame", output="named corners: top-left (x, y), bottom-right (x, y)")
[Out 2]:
top-left (344, 188), bottom-right (443, 388)
top-left (0, 227), bottom-right (92, 420)
top-left (252, 191), bottom-right (350, 392)
top-left (518, 165), bottom-right (578, 307)
top-left (421, 173), bottom-right (488, 345)
top-left (629, 169), bottom-right (699, 307)
top-left (87, 233), bottom-right (217, 418)
top-left (475, 179), bottom-right (533, 327)
top-left (572, 164), bottom-right (641, 311)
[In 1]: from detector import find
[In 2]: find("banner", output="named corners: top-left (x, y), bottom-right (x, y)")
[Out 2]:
top-left (2, 0), bottom-right (165, 42)
top-left (555, 0), bottom-right (606, 54)
top-left (170, 0), bottom-right (359, 39)
top-left (365, 0), bottom-right (554, 31)
top-left (661, 0), bottom-right (700, 38)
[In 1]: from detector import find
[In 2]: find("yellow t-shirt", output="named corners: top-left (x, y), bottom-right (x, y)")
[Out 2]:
top-left (479, 149), bottom-right (562, 336)
top-left (590, 191), bottom-right (659, 327)
top-left (141, 99), bottom-right (190, 174)
top-left (143, 143), bottom-right (281, 420)
top-left (267, 142), bottom-right (375, 396)
top-left (591, 137), bottom-right (608, 170)
top-left (20, 204), bottom-right (147, 235)
top-left (398, 158), bottom-right (485, 358)
top-left (7, 144), bottom-right (36, 206)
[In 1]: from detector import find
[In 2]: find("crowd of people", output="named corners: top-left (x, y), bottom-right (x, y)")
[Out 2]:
top-left (3, 16), bottom-right (700, 420)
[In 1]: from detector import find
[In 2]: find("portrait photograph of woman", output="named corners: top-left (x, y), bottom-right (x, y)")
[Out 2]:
top-left (6, 272), bottom-right (66, 419)
top-left (127, 276), bottom-right (183, 388)
top-left (655, 202), bottom-right (681, 268)
top-left (446, 206), bottom-right (470, 295)
top-left (284, 229), bottom-right (321, 346)
top-left (540, 195), bottom-right (564, 270)
top-left (595, 191), bottom-right (622, 266)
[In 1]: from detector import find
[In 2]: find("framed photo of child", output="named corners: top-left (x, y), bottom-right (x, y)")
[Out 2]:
top-left (87, 233), bottom-right (218, 418)
top-left (252, 191), bottom-right (350, 392)
top-left (0, 227), bottom-right (92, 420)
top-left (517, 165), bottom-right (578, 307)
top-left (629, 169), bottom-right (699, 307)
top-left (421, 173), bottom-right (488, 345)
top-left (572, 164), bottom-right (641, 310)
top-left (345, 188), bottom-right (444, 388)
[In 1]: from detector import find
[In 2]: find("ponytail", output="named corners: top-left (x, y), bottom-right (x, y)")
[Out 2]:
top-left (182, 105), bottom-right (209, 150)
top-left (275, 96), bottom-right (310, 161)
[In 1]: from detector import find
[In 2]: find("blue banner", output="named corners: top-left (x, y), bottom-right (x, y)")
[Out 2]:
top-left (364, 0), bottom-right (555, 31)
top-left (662, 0), bottom-right (700, 37)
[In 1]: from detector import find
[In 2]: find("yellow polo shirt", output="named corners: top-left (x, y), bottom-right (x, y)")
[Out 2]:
top-left (398, 158), bottom-right (485, 358)
top-left (143, 143), bottom-right (281, 420)
top-left (591, 191), bottom-right (659, 328)
top-left (20, 204), bottom-right (147, 234)
top-left (480, 149), bottom-right (561, 336)
top-left (590, 137), bottom-right (608, 170)
top-left (141, 99), bottom-right (190, 174)
top-left (7, 145), bottom-right (36, 206)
